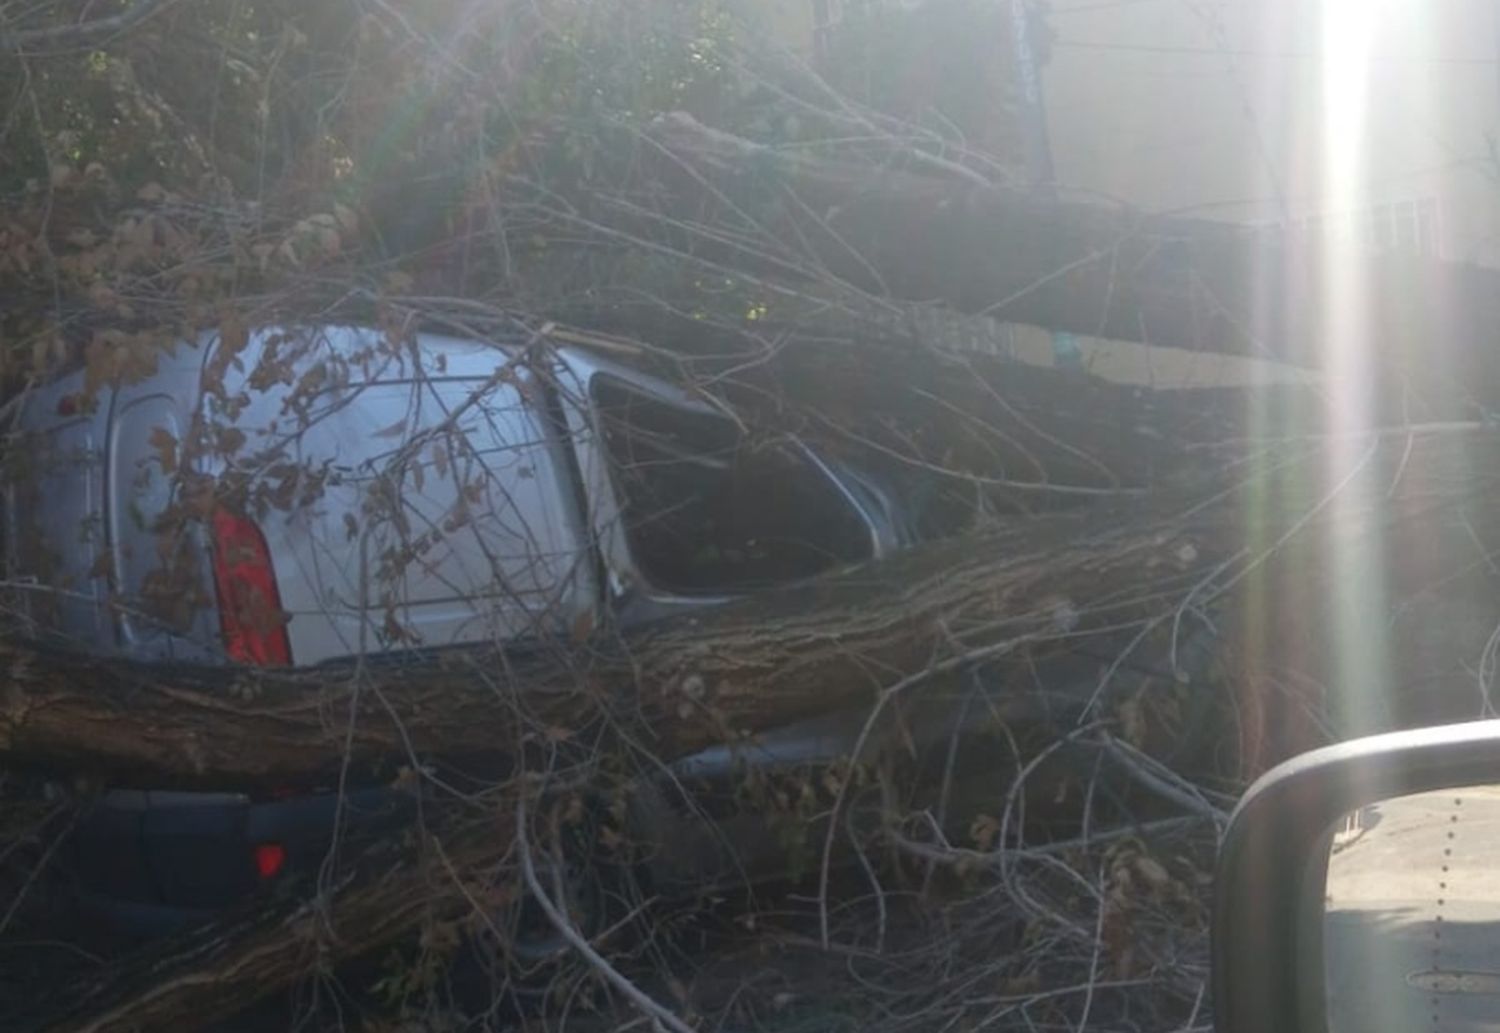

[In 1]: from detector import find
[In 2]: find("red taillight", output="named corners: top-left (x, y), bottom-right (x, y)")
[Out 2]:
top-left (253, 843), bottom-right (287, 880)
top-left (209, 508), bottom-right (292, 666)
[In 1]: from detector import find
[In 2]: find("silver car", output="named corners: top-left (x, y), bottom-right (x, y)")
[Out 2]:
top-left (4, 324), bottom-right (908, 665)
top-left (5, 325), bottom-right (987, 939)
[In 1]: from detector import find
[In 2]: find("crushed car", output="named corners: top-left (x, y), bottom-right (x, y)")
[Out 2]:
top-left (6, 325), bottom-right (922, 663)
top-left (3, 325), bottom-right (1005, 944)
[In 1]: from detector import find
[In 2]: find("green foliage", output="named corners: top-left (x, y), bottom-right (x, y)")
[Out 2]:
top-left (0, 0), bottom-right (1024, 387)
top-left (0, 0), bottom-right (746, 375)
top-left (0, 0), bottom-right (738, 212)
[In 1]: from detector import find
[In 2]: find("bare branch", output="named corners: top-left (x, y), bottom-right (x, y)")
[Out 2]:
top-left (515, 792), bottom-right (695, 1033)
top-left (1, 0), bottom-right (180, 53)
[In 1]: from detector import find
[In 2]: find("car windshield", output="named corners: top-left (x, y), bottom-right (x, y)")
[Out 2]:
top-left (591, 376), bottom-right (872, 594)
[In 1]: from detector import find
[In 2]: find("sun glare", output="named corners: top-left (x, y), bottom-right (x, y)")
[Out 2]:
top-left (1320, 0), bottom-right (1390, 735)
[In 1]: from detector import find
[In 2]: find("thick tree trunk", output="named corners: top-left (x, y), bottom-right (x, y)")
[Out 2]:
top-left (13, 431), bottom-right (1500, 1030)
top-left (555, 115), bottom-right (1500, 418)
top-left (0, 500), bottom-right (1220, 787)
top-left (5, 429), bottom-right (1499, 787)
top-left (549, 305), bottom-right (1320, 496)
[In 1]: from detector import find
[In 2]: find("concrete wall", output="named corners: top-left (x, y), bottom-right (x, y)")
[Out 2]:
top-left (1044, 0), bottom-right (1500, 265)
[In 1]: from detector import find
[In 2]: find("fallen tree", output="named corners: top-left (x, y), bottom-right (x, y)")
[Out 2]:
top-left (0, 334), bottom-right (1328, 789)
top-left (8, 421), bottom-right (1500, 785)
top-left (1, 489), bottom-right (1209, 786)
top-left (13, 424), bottom-right (1500, 1030)
top-left (499, 113), bottom-right (1500, 419)
top-left (8, 4), bottom-right (1500, 1030)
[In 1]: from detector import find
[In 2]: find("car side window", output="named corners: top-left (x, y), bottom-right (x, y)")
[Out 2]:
top-left (590, 376), bottom-right (872, 594)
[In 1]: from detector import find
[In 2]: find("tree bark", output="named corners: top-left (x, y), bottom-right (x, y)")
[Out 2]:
top-left (0, 500), bottom-right (1216, 787)
top-left (545, 300), bottom-right (1319, 496)
top-left (5, 429), bottom-right (1499, 788)
top-left (14, 431), bottom-right (1500, 1030)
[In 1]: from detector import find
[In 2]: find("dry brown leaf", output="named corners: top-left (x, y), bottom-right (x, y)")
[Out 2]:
top-left (89, 551), bottom-right (114, 580)
top-left (570, 609), bottom-right (594, 643)
top-left (148, 426), bottom-right (178, 474)
top-left (219, 316), bottom-right (249, 356)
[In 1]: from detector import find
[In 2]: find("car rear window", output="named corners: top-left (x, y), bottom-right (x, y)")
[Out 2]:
top-left (591, 377), bottom-right (873, 594)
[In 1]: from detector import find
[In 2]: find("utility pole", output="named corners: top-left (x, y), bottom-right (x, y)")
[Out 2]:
top-left (1008, 0), bottom-right (1081, 368)
top-left (1008, 0), bottom-right (1058, 195)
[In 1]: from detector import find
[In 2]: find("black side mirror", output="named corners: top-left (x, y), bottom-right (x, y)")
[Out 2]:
top-left (1213, 719), bottom-right (1500, 1033)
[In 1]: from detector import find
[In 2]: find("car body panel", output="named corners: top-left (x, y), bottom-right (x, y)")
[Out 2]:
top-left (4, 371), bottom-right (113, 648)
top-left (69, 784), bottom-right (415, 935)
top-left (104, 327), bottom-right (600, 665)
top-left (107, 390), bottom-right (223, 660)
top-left (240, 371), bottom-right (593, 661)
top-left (9, 326), bottom-right (896, 666)
top-left (550, 347), bottom-right (725, 611)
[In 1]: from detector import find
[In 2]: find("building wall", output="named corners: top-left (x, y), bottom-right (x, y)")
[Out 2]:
top-left (744, 0), bottom-right (1489, 385)
top-left (1043, 0), bottom-right (1500, 265)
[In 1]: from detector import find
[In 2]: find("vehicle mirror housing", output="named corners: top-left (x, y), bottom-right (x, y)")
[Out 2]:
top-left (1213, 719), bottom-right (1500, 1033)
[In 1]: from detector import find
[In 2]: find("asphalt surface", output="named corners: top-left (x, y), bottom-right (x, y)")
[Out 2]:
top-left (1325, 788), bottom-right (1500, 1032)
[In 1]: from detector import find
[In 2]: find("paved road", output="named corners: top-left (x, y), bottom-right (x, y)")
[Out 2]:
top-left (1326, 789), bottom-right (1500, 1032)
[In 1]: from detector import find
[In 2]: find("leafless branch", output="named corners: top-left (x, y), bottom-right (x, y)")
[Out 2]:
top-left (1, 0), bottom-right (181, 53)
top-left (515, 792), bottom-right (695, 1033)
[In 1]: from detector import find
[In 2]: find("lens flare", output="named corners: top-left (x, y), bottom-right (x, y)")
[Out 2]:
top-left (1320, 0), bottom-right (1390, 736)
